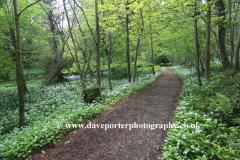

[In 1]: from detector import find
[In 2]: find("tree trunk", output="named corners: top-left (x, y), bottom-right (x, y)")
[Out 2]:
top-left (44, 9), bottom-right (62, 85)
top-left (205, 0), bottom-right (211, 81)
top-left (95, 0), bottom-right (101, 86)
top-left (228, 0), bottom-right (234, 68)
top-left (126, 0), bottom-right (131, 83)
top-left (150, 21), bottom-right (155, 75)
top-left (5, 4), bottom-right (28, 92)
top-left (12, 0), bottom-right (40, 127)
top-left (86, 51), bottom-right (93, 83)
top-left (200, 59), bottom-right (205, 72)
top-left (13, 0), bottom-right (25, 127)
top-left (133, 38), bottom-right (141, 82)
top-left (70, 0), bottom-right (93, 83)
top-left (133, 8), bottom-right (144, 82)
top-left (108, 32), bottom-right (113, 90)
top-left (215, 0), bottom-right (230, 69)
top-left (194, 5), bottom-right (201, 86)
top-left (234, 30), bottom-right (240, 73)
top-left (63, 0), bottom-right (84, 88)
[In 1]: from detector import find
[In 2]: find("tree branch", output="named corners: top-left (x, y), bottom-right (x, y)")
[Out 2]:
top-left (72, 0), bottom-right (96, 43)
top-left (19, 0), bottom-right (41, 16)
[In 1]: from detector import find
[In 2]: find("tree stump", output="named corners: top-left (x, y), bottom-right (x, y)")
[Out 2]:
top-left (83, 84), bottom-right (101, 103)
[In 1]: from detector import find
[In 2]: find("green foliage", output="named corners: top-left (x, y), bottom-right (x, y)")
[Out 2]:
top-left (111, 65), bottom-right (128, 80)
top-left (41, 53), bottom-right (73, 78)
top-left (208, 93), bottom-right (232, 119)
top-left (154, 53), bottom-right (171, 66)
top-left (0, 51), bottom-right (14, 82)
top-left (161, 63), bottom-right (240, 160)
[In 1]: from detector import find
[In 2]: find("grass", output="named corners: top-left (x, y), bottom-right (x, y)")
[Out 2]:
top-left (0, 66), bottom-right (162, 159)
top-left (160, 61), bottom-right (240, 160)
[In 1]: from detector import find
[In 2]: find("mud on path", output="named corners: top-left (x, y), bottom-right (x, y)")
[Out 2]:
top-left (31, 67), bottom-right (183, 160)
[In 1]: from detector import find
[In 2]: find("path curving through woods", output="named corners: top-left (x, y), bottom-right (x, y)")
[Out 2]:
top-left (31, 67), bottom-right (183, 160)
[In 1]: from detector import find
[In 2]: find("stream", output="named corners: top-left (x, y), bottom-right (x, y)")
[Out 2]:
top-left (65, 71), bottom-right (109, 79)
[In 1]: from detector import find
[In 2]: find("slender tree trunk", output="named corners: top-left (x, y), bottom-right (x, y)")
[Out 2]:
top-left (200, 59), bottom-right (205, 72)
top-left (8, 20), bottom-right (17, 56)
top-left (108, 32), bottom-right (113, 90)
top-left (150, 21), bottom-right (155, 75)
top-left (177, 54), bottom-right (180, 65)
top-left (133, 8), bottom-right (144, 82)
top-left (216, 0), bottom-right (230, 69)
top-left (63, 0), bottom-right (84, 88)
top-left (234, 30), bottom-right (240, 73)
top-left (13, 0), bottom-right (40, 127)
top-left (95, 0), bottom-right (101, 86)
top-left (73, 0), bottom-right (96, 44)
top-left (133, 38), bottom-right (141, 82)
top-left (13, 0), bottom-right (25, 127)
top-left (44, 9), bottom-right (62, 85)
top-left (6, 6), bottom-right (28, 92)
top-left (44, 34), bottom-right (69, 85)
top-left (126, 0), bottom-right (131, 82)
top-left (205, 0), bottom-right (211, 81)
top-left (87, 51), bottom-right (93, 83)
top-left (141, 55), bottom-right (143, 74)
top-left (228, 0), bottom-right (234, 68)
top-left (194, 5), bottom-right (201, 86)
top-left (71, 1), bottom-right (92, 83)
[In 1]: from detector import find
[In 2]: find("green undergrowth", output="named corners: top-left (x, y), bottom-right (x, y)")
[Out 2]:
top-left (0, 67), bottom-right (162, 160)
top-left (160, 62), bottom-right (240, 160)
top-left (6, 68), bottom-right (44, 82)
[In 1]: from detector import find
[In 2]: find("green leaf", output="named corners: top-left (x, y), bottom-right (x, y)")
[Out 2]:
top-left (201, 154), bottom-right (208, 160)
top-left (184, 147), bottom-right (190, 153)
top-left (41, 151), bottom-right (46, 154)
top-left (65, 141), bottom-right (70, 145)
top-left (213, 119), bottom-right (217, 125)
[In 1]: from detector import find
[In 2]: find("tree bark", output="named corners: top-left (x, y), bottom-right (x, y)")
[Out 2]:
top-left (234, 30), bottom-right (240, 73)
top-left (228, 0), bottom-right (234, 68)
top-left (205, 0), bottom-right (211, 81)
top-left (194, 4), bottom-right (201, 87)
top-left (108, 32), bottom-right (113, 90)
top-left (44, 8), bottom-right (62, 85)
top-left (13, 0), bottom-right (25, 127)
top-left (133, 8), bottom-right (144, 82)
top-left (13, 0), bottom-right (40, 127)
top-left (126, 0), bottom-right (131, 83)
top-left (150, 21), bottom-right (155, 75)
top-left (200, 59), bottom-right (205, 72)
top-left (133, 38), bottom-right (141, 82)
top-left (5, 3), bottom-right (28, 91)
top-left (215, 0), bottom-right (230, 69)
top-left (95, 0), bottom-right (101, 86)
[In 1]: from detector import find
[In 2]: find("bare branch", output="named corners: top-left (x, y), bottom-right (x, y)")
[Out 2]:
top-left (72, 0), bottom-right (96, 44)
top-left (19, 0), bottom-right (41, 16)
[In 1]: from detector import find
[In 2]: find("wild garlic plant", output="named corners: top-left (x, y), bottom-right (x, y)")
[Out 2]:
top-left (161, 63), bottom-right (240, 160)
top-left (0, 69), bottom-right (162, 159)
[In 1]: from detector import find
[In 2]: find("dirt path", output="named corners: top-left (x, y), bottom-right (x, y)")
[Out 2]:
top-left (31, 67), bottom-right (183, 160)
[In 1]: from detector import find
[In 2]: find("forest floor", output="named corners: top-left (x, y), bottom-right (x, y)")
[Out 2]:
top-left (30, 67), bottom-right (183, 160)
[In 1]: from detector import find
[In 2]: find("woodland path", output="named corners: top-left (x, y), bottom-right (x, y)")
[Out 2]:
top-left (31, 67), bottom-right (183, 160)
